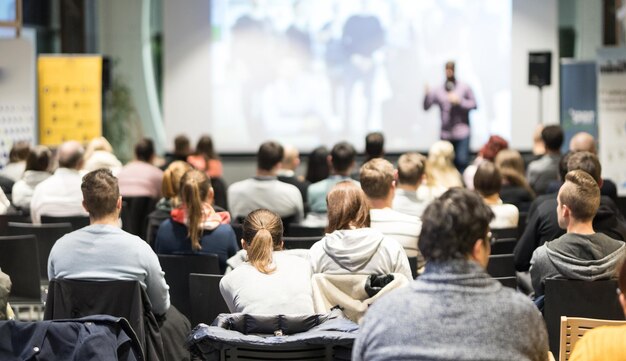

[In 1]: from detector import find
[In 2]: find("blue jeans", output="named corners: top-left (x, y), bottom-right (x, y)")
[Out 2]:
top-left (450, 136), bottom-right (470, 172)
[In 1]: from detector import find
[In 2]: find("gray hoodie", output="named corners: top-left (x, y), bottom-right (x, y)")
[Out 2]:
top-left (309, 228), bottom-right (412, 280)
top-left (530, 232), bottom-right (625, 296)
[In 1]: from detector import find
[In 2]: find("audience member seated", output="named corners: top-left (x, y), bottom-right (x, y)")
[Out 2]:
top-left (82, 137), bottom-right (122, 174)
top-left (220, 209), bottom-right (314, 314)
top-left (304, 146), bottom-right (330, 184)
top-left (515, 151), bottom-right (626, 272)
top-left (118, 138), bottom-right (163, 199)
top-left (162, 134), bottom-right (191, 170)
top-left (228, 141), bottom-right (304, 222)
top-left (392, 152), bottom-right (429, 217)
top-left (155, 169), bottom-right (237, 273)
top-left (530, 170), bottom-right (625, 297)
top-left (309, 181), bottom-right (412, 280)
top-left (186, 134), bottom-right (223, 178)
top-left (527, 125), bottom-right (563, 195)
top-left (308, 141), bottom-right (358, 213)
top-left (463, 135), bottom-right (508, 190)
top-left (495, 149), bottom-right (535, 211)
top-left (569, 256), bottom-right (626, 360)
top-left (364, 131), bottom-right (385, 163)
top-left (352, 188), bottom-right (548, 361)
top-left (0, 141), bottom-right (29, 182)
top-left (474, 161), bottom-right (519, 229)
top-left (360, 158), bottom-right (423, 270)
top-left (30, 140), bottom-right (88, 224)
top-left (48, 169), bottom-right (170, 315)
top-left (277, 145), bottom-right (310, 205)
top-left (11, 145), bottom-right (52, 210)
top-left (418, 140), bottom-right (462, 204)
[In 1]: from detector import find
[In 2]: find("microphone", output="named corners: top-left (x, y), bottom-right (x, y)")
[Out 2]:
top-left (445, 80), bottom-right (455, 92)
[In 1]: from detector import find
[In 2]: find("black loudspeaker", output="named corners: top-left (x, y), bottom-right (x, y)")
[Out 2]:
top-left (528, 52), bottom-right (552, 87)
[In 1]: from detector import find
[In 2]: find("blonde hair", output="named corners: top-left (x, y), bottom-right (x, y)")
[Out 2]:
top-left (426, 141), bottom-right (463, 188)
top-left (84, 137), bottom-right (114, 160)
top-left (242, 209), bottom-right (283, 274)
top-left (179, 169), bottom-right (212, 251)
top-left (162, 161), bottom-right (192, 207)
top-left (326, 181), bottom-right (370, 233)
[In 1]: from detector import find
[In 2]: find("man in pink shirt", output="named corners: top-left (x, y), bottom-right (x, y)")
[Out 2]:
top-left (117, 138), bottom-right (163, 199)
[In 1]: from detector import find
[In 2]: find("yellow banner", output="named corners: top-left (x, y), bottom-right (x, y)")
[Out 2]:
top-left (38, 56), bottom-right (102, 146)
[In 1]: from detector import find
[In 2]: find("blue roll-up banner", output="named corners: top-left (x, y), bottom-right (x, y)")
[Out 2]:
top-left (560, 60), bottom-right (597, 154)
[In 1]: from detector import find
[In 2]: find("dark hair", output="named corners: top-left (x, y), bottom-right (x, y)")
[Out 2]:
top-left (365, 132), bottom-right (384, 161)
top-left (397, 152), bottom-right (426, 185)
top-left (558, 152), bottom-right (573, 181)
top-left (474, 161), bottom-right (502, 197)
top-left (135, 138), bottom-right (155, 162)
top-left (174, 135), bottom-right (191, 156)
top-left (9, 141), bottom-right (30, 163)
top-left (305, 146), bottom-right (330, 183)
top-left (195, 135), bottom-right (218, 160)
top-left (567, 151), bottom-right (601, 185)
top-left (360, 158), bottom-right (394, 200)
top-left (419, 188), bottom-right (494, 261)
top-left (257, 141), bottom-right (284, 171)
top-left (179, 169), bottom-right (212, 251)
top-left (326, 181), bottom-right (370, 233)
top-left (559, 170), bottom-right (600, 221)
top-left (81, 169), bottom-right (120, 219)
top-left (542, 125), bottom-right (564, 152)
top-left (25, 146), bottom-right (52, 172)
top-left (242, 209), bottom-right (283, 274)
top-left (445, 61), bottom-right (455, 70)
top-left (330, 141), bottom-right (356, 174)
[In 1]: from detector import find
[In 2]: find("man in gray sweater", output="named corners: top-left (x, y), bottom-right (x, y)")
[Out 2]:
top-left (530, 170), bottom-right (625, 296)
top-left (353, 188), bottom-right (548, 361)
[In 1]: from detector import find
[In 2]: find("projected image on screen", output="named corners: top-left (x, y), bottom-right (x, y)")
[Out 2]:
top-left (209, 0), bottom-right (511, 152)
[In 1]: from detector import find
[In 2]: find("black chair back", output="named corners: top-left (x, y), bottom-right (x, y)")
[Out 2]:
top-left (491, 227), bottom-right (518, 240)
top-left (286, 224), bottom-right (325, 237)
top-left (408, 257), bottom-right (418, 279)
top-left (544, 279), bottom-right (624, 358)
top-left (41, 215), bottom-right (90, 231)
top-left (486, 254), bottom-right (515, 278)
top-left (121, 196), bottom-right (157, 240)
top-left (0, 235), bottom-right (40, 302)
top-left (0, 213), bottom-right (32, 235)
top-left (518, 211), bottom-right (528, 235)
top-left (283, 236), bottom-right (322, 250)
top-left (189, 273), bottom-right (229, 326)
top-left (7, 222), bottom-right (73, 280)
top-left (490, 238), bottom-right (517, 255)
top-left (493, 276), bottom-right (517, 289)
top-left (158, 254), bottom-right (221, 320)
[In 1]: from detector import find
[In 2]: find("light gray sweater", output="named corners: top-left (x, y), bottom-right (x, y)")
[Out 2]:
top-left (353, 259), bottom-right (548, 361)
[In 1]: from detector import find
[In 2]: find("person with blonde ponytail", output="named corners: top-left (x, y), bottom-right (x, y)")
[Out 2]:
top-left (220, 209), bottom-right (314, 315)
top-left (155, 169), bottom-right (238, 273)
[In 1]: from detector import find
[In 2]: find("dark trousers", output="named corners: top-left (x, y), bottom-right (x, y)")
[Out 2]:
top-left (450, 136), bottom-right (470, 172)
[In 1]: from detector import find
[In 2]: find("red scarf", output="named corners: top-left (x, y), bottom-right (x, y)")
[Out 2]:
top-left (171, 203), bottom-right (231, 230)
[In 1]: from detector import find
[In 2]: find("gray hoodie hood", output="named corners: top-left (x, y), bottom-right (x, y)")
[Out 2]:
top-left (21, 170), bottom-right (51, 187)
top-left (545, 233), bottom-right (625, 281)
top-left (322, 228), bottom-right (385, 272)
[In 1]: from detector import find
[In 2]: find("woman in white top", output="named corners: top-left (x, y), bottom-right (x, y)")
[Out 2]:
top-left (473, 161), bottom-right (519, 229)
top-left (12, 146), bottom-right (52, 210)
top-left (220, 209), bottom-right (314, 315)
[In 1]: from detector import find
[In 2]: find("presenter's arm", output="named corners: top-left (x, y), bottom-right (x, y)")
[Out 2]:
top-left (459, 86), bottom-right (477, 110)
top-left (423, 86), bottom-right (437, 110)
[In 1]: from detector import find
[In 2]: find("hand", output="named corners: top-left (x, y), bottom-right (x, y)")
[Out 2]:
top-left (447, 92), bottom-right (460, 105)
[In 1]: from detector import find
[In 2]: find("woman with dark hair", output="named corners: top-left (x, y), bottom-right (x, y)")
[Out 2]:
top-left (309, 181), bottom-right (411, 280)
top-left (495, 149), bottom-right (535, 211)
top-left (187, 135), bottom-right (223, 178)
top-left (219, 209), bottom-right (313, 314)
top-left (155, 169), bottom-right (237, 273)
top-left (305, 146), bottom-right (330, 184)
top-left (474, 161), bottom-right (519, 229)
top-left (12, 146), bottom-right (52, 210)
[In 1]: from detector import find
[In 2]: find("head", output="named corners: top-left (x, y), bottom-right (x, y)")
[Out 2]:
top-left (57, 140), bottom-right (85, 170)
top-left (364, 132), bottom-right (384, 161)
top-left (8, 141), bottom-right (30, 163)
top-left (242, 209), bottom-right (284, 274)
top-left (569, 132), bottom-right (597, 154)
top-left (86, 137), bottom-right (113, 155)
top-left (473, 161), bottom-right (502, 198)
top-left (533, 124), bottom-right (546, 156)
top-left (257, 141), bottom-right (284, 172)
top-left (359, 158), bottom-right (395, 205)
top-left (428, 140), bottom-right (455, 170)
top-left (305, 146), bottom-right (330, 183)
top-left (397, 152), bottom-right (426, 187)
top-left (617, 257), bottom-right (626, 316)
top-left (567, 151), bottom-right (602, 186)
top-left (326, 181), bottom-right (370, 233)
top-left (81, 169), bottom-right (121, 221)
top-left (195, 135), bottom-right (217, 159)
top-left (134, 138), bottom-right (155, 163)
top-left (479, 135), bottom-right (508, 161)
top-left (174, 134), bottom-right (191, 156)
top-left (494, 149), bottom-right (525, 176)
top-left (541, 125), bottom-right (564, 153)
top-left (25, 146), bottom-right (52, 172)
top-left (557, 170), bottom-right (600, 229)
top-left (419, 188), bottom-right (494, 268)
top-left (330, 141), bottom-right (356, 175)
top-left (179, 169), bottom-right (214, 251)
top-left (445, 61), bottom-right (455, 80)
top-left (281, 145), bottom-right (300, 171)
top-left (162, 161), bottom-right (192, 203)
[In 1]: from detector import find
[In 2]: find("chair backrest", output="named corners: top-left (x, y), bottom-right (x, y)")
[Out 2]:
top-left (544, 279), bottom-right (624, 359)
top-left (0, 235), bottom-right (40, 301)
top-left (121, 196), bottom-right (157, 240)
top-left (223, 344), bottom-right (335, 360)
top-left (41, 215), bottom-right (90, 231)
top-left (491, 238), bottom-right (517, 255)
top-left (559, 316), bottom-right (626, 361)
top-left (0, 213), bottom-right (32, 235)
top-left (486, 254), bottom-right (515, 278)
top-left (7, 222), bottom-right (73, 280)
top-left (188, 273), bottom-right (229, 326)
top-left (286, 224), bottom-right (325, 237)
top-left (491, 227), bottom-right (518, 240)
top-left (230, 223), bottom-right (243, 247)
top-left (407, 257), bottom-right (418, 279)
top-left (493, 276), bottom-right (517, 289)
top-left (158, 254), bottom-right (221, 320)
top-left (283, 236), bottom-right (322, 250)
